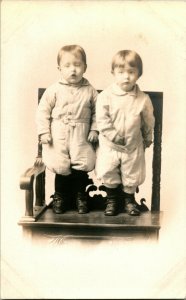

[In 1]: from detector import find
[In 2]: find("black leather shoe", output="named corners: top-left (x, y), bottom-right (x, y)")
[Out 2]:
top-left (104, 187), bottom-right (119, 216)
top-left (51, 193), bottom-right (66, 214)
top-left (105, 202), bottom-right (118, 216)
top-left (76, 192), bottom-right (89, 214)
top-left (125, 198), bottom-right (140, 216)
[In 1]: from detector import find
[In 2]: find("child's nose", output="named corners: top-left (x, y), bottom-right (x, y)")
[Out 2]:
top-left (123, 72), bottom-right (129, 79)
top-left (70, 65), bottom-right (76, 71)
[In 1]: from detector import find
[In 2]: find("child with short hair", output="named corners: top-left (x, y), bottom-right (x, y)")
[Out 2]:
top-left (96, 50), bottom-right (155, 216)
top-left (36, 45), bottom-right (98, 214)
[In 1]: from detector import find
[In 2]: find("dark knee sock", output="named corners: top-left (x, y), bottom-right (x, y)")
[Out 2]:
top-left (124, 192), bottom-right (135, 201)
top-left (55, 174), bottom-right (72, 194)
top-left (71, 170), bottom-right (90, 193)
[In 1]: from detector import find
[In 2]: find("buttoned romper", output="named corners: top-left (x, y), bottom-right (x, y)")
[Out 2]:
top-left (95, 84), bottom-right (155, 194)
top-left (36, 78), bottom-right (98, 175)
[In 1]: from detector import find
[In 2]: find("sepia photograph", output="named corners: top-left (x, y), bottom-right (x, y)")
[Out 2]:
top-left (1, 0), bottom-right (186, 298)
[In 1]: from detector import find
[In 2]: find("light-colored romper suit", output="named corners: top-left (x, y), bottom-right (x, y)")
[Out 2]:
top-left (95, 84), bottom-right (155, 194)
top-left (36, 78), bottom-right (98, 175)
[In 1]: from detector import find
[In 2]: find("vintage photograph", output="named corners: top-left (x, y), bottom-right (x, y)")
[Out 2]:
top-left (1, 0), bottom-right (186, 298)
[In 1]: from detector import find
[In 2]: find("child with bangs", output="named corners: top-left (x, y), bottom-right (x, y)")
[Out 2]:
top-left (96, 50), bottom-right (155, 216)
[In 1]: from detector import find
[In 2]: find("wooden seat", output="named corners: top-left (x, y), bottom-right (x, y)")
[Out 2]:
top-left (18, 89), bottom-right (163, 242)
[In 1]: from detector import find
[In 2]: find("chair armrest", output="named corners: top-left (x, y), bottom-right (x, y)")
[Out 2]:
top-left (20, 163), bottom-right (46, 190)
top-left (19, 162), bottom-right (46, 219)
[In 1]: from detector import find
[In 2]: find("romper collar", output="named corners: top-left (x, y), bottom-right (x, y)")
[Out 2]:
top-left (59, 77), bottom-right (89, 87)
top-left (111, 83), bottom-right (138, 96)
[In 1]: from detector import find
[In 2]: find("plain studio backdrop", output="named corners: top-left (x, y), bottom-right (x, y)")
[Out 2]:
top-left (1, 1), bottom-right (186, 299)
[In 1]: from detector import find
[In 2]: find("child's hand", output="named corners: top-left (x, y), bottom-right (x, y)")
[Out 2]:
top-left (113, 134), bottom-right (125, 145)
top-left (40, 133), bottom-right (52, 144)
top-left (88, 130), bottom-right (99, 143)
top-left (143, 140), bottom-right (152, 149)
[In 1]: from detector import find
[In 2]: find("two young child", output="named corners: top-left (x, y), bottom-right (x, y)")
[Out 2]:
top-left (37, 45), bottom-right (155, 216)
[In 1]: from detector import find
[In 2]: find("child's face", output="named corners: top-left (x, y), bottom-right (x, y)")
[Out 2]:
top-left (113, 62), bottom-right (139, 92)
top-left (58, 52), bottom-right (86, 84)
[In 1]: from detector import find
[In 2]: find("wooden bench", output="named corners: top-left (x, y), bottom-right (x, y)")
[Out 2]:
top-left (18, 89), bottom-right (163, 243)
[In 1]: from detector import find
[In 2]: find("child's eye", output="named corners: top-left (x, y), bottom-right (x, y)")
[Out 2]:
top-left (74, 63), bottom-right (81, 67)
top-left (64, 64), bottom-right (70, 67)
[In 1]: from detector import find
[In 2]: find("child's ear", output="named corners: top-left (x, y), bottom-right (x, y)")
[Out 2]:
top-left (84, 64), bottom-right (87, 73)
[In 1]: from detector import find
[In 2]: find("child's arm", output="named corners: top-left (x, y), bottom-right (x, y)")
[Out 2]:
top-left (88, 88), bottom-right (99, 144)
top-left (96, 92), bottom-right (124, 144)
top-left (39, 133), bottom-right (52, 144)
top-left (141, 95), bottom-right (155, 149)
top-left (36, 89), bottom-right (56, 143)
top-left (89, 88), bottom-right (98, 132)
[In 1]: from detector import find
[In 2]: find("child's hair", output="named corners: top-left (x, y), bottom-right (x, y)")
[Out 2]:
top-left (111, 50), bottom-right (143, 77)
top-left (57, 45), bottom-right (87, 66)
